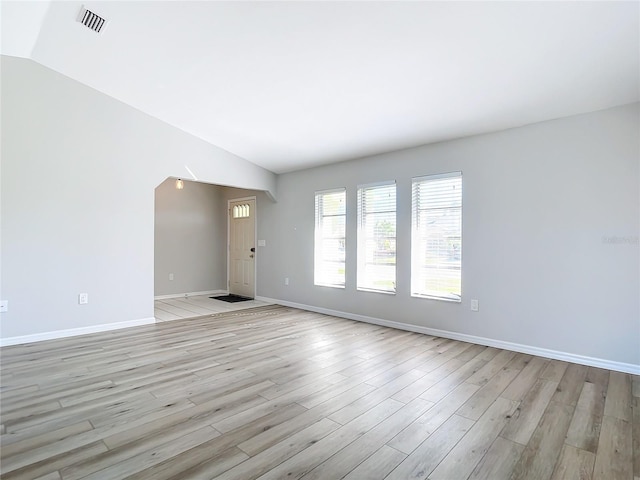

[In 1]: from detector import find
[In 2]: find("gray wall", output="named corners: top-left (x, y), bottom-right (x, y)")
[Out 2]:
top-left (2, 54), bottom-right (637, 369)
top-left (255, 103), bottom-right (640, 366)
top-left (154, 179), bottom-right (228, 296)
top-left (0, 56), bottom-right (276, 340)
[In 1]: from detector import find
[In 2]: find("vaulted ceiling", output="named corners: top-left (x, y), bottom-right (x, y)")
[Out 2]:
top-left (2, 1), bottom-right (639, 173)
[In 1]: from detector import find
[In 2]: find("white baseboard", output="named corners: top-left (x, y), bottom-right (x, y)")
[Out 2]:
top-left (0, 317), bottom-right (156, 347)
top-left (154, 290), bottom-right (227, 300)
top-left (256, 296), bottom-right (640, 375)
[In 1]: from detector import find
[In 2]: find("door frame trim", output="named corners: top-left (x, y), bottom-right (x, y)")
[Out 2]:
top-left (227, 196), bottom-right (257, 298)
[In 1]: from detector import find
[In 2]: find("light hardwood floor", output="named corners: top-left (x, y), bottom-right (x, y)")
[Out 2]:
top-left (1, 305), bottom-right (638, 480)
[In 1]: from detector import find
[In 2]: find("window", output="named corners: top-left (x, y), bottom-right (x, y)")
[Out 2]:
top-left (411, 172), bottom-right (462, 301)
top-left (232, 204), bottom-right (250, 218)
top-left (314, 189), bottom-right (346, 288)
top-left (357, 182), bottom-right (396, 293)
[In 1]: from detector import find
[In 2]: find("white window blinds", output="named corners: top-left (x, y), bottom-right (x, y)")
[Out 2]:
top-left (314, 189), bottom-right (346, 288)
top-left (411, 172), bottom-right (462, 301)
top-left (357, 182), bottom-right (396, 293)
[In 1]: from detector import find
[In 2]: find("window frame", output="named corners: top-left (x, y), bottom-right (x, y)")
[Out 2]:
top-left (314, 188), bottom-right (347, 289)
top-left (411, 171), bottom-right (462, 302)
top-left (357, 181), bottom-right (397, 294)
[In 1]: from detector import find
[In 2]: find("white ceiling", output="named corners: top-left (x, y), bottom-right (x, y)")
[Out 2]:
top-left (2, 1), bottom-right (639, 174)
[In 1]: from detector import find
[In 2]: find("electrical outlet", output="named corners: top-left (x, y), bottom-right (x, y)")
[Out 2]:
top-left (78, 293), bottom-right (89, 305)
top-left (284, 277), bottom-right (289, 286)
top-left (169, 273), bottom-right (174, 281)
top-left (0, 300), bottom-right (8, 313)
top-left (470, 299), bottom-right (479, 312)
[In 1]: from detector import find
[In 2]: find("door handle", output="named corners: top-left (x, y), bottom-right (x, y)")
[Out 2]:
top-left (250, 254), bottom-right (254, 258)
top-left (250, 247), bottom-right (256, 252)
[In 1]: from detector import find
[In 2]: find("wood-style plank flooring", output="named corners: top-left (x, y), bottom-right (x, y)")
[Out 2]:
top-left (1, 305), bottom-right (638, 480)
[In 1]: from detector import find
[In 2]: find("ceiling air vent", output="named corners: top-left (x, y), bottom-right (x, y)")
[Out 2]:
top-left (77, 6), bottom-right (108, 33)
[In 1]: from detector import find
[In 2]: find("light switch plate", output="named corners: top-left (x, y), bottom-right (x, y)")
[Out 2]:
top-left (0, 300), bottom-right (8, 313)
top-left (258, 239), bottom-right (266, 247)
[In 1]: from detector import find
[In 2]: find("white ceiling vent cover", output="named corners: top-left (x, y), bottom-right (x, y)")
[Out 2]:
top-left (77, 6), bottom-right (108, 33)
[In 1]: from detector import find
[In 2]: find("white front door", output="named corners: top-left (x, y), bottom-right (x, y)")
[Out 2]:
top-left (228, 198), bottom-right (256, 298)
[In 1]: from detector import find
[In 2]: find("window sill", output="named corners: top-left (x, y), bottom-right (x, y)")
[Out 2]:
top-left (357, 288), bottom-right (396, 296)
top-left (411, 293), bottom-right (461, 303)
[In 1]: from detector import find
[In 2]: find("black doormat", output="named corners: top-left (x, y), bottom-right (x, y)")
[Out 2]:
top-left (210, 294), bottom-right (253, 303)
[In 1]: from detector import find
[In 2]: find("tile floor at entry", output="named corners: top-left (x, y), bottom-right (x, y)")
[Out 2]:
top-left (154, 294), bottom-right (272, 321)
